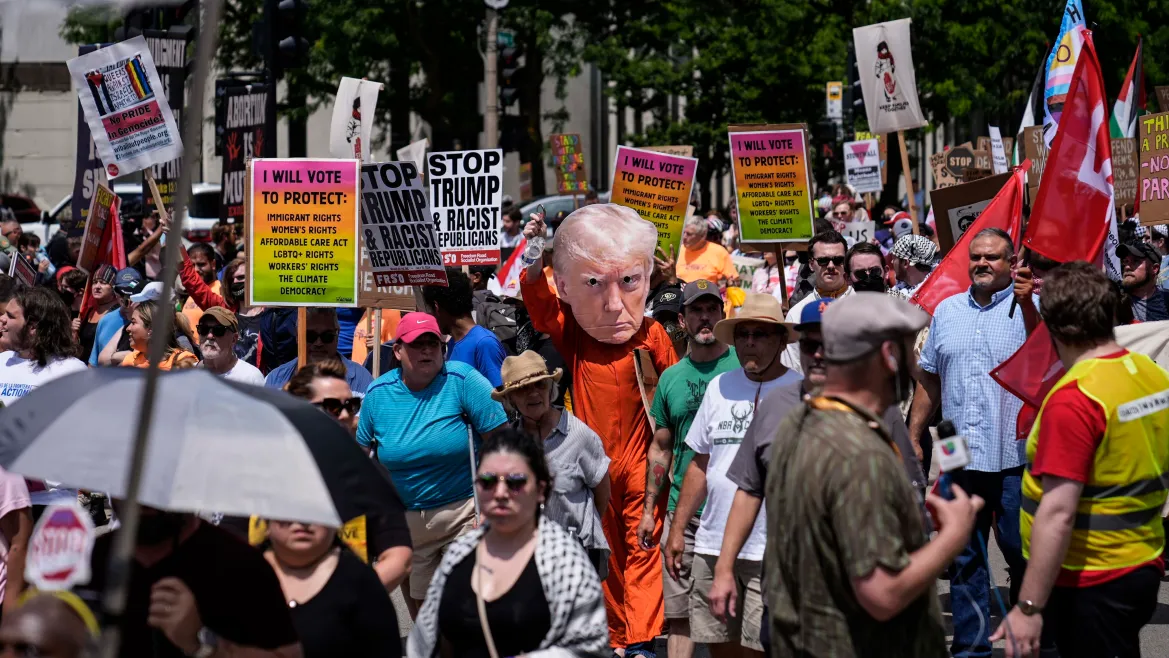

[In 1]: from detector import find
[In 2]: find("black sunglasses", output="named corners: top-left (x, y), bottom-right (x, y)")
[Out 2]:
top-left (851, 266), bottom-right (884, 281)
top-left (314, 397), bottom-right (361, 417)
top-left (197, 324), bottom-right (229, 337)
top-left (306, 330), bottom-right (337, 344)
top-left (476, 472), bottom-right (529, 492)
top-left (799, 338), bottom-right (823, 355)
top-left (815, 256), bottom-right (845, 268)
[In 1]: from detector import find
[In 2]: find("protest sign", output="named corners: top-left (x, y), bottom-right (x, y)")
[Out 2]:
top-left (1139, 112), bottom-right (1169, 225)
top-left (141, 29), bottom-right (193, 214)
top-left (610, 145), bottom-right (698, 253)
top-left (360, 161), bottom-right (447, 286)
top-left (396, 138), bottom-right (428, 174)
top-left (852, 19), bottom-right (927, 133)
top-left (330, 77), bottom-right (382, 162)
top-left (248, 159), bottom-right (360, 306)
top-left (930, 151), bottom-right (959, 190)
top-left (427, 149), bottom-right (504, 266)
top-left (989, 127), bottom-right (1009, 174)
top-left (69, 46), bottom-right (109, 237)
top-left (838, 220), bottom-right (876, 246)
top-left (1112, 137), bottom-right (1137, 209)
top-left (66, 35), bottom-right (182, 177)
top-left (26, 504), bottom-right (95, 592)
top-left (855, 131), bottom-right (888, 184)
top-left (1023, 126), bottom-right (1050, 200)
top-left (826, 82), bottom-right (843, 120)
top-left (550, 133), bottom-right (589, 194)
top-left (843, 139), bottom-right (882, 194)
top-left (77, 184), bottom-right (120, 273)
top-left (945, 144), bottom-right (976, 180)
top-left (729, 128), bottom-right (814, 243)
top-left (7, 252), bottom-right (35, 288)
top-left (643, 145), bottom-right (695, 157)
top-left (358, 232), bottom-right (418, 311)
top-left (1157, 87), bottom-right (1169, 113)
top-left (929, 172), bottom-right (1011, 253)
top-left (220, 83), bottom-right (273, 225)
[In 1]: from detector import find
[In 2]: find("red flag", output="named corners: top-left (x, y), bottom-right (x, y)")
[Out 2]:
top-left (1024, 33), bottom-right (1116, 271)
top-left (990, 322), bottom-right (1067, 440)
top-left (909, 161), bottom-right (1029, 315)
top-left (78, 199), bottom-right (128, 322)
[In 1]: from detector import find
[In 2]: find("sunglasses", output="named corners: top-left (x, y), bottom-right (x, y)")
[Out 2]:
top-left (851, 266), bottom-right (884, 281)
top-left (784, 256), bottom-right (798, 266)
top-left (476, 472), bottom-right (529, 492)
top-left (314, 397), bottom-right (361, 417)
top-left (832, 210), bottom-right (851, 217)
top-left (799, 338), bottom-right (823, 355)
top-left (815, 256), bottom-right (845, 268)
top-left (197, 323), bottom-right (229, 337)
top-left (306, 330), bottom-right (337, 344)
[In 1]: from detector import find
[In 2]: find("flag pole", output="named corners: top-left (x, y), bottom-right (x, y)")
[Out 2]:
top-left (897, 130), bottom-right (920, 234)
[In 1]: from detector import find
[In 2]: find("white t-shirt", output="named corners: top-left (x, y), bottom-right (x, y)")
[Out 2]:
top-left (220, 359), bottom-right (265, 385)
top-left (776, 286), bottom-right (854, 373)
top-left (0, 352), bottom-right (87, 506)
top-left (686, 367), bottom-right (802, 560)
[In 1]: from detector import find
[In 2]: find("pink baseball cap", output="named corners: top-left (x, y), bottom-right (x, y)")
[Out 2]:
top-left (395, 312), bottom-right (443, 344)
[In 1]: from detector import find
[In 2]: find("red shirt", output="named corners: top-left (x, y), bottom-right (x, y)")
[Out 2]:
top-left (1031, 349), bottom-right (1164, 587)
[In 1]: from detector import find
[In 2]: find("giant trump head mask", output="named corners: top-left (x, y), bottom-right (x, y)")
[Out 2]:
top-left (552, 204), bottom-right (657, 344)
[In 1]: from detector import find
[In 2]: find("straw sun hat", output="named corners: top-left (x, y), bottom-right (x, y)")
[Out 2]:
top-left (491, 351), bottom-right (564, 401)
top-left (712, 292), bottom-right (799, 346)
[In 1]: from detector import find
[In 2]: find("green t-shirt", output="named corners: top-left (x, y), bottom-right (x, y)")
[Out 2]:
top-left (649, 347), bottom-right (739, 514)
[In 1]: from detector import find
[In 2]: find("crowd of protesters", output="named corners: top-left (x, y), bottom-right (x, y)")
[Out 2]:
top-left (0, 181), bottom-right (1160, 658)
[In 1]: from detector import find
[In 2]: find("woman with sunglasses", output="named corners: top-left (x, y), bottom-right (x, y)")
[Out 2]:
top-left (285, 358), bottom-right (362, 435)
top-left (73, 264), bottom-right (119, 360)
top-left (408, 428), bottom-right (609, 658)
top-left (119, 300), bottom-right (199, 370)
top-left (263, 520), bottom-right (402, 658)
top-left (197, 306), bottom-right (264, 384)
top-left (493, 351), bottom-right (611, 575)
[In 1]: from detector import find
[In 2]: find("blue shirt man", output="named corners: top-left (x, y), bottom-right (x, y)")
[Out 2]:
top-left (263, 308), bottom-right (373, 393)
top-left (423, 268), bottom-right (508, 387)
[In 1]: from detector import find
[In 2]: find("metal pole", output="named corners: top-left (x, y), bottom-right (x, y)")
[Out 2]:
top-left (483, 7), bottom-right (499, 149)
top-left (101, 1), bottom-right (224, 655)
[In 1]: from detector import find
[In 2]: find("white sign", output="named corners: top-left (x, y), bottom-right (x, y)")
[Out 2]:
top-left (26, 504), bottom-right (96, 592)
top-left (360, 161), bottom-right (447, 287)
top-left (396, 138), bottom-right (429, 175)
top-left (947, 198), bottom-right (994, 242)
top-left (989, 126), bottom-right (1009, 175)
top-left (853, 19), bottom-right (928, 133)
top-left (66, 35), bottom-right (183, 178)
top-left (428, 149), bottom-right (504, 266)
top-left (843, 139), bottom-right (882, 194)
top-left (329, 77), bottom-right (382, 162)
top-left (826, 81), bottom-right (843, 121)
top-left (840, 220), bottom-right (876, 247)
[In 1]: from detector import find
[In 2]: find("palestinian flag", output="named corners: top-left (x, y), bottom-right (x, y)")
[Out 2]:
top-left (1109, 37), bottom-right (1145, 138)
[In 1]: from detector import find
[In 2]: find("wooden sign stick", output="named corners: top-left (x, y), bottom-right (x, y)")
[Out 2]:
top-left (896, 131), bottom-right (920, 235)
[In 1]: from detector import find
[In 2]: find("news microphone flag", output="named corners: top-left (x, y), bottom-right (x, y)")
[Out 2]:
top-left (909, 161), bottom-right (1028, 316)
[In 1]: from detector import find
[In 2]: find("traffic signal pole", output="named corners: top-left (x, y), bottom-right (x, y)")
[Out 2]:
top-left (484, 7), bottom-right (498, 148)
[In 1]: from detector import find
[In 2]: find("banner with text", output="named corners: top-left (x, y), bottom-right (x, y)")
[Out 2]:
top-left (360, 161), bottom-right (447, 287)
top-left (550, 133), bottom-right (588, 194)
top-left (220, 83), bottom-right (271, 224)
top-left (730, 129), bottom-right (815, 243)
top-left (66, 35), bottom-right (183, 177)
top-left (141, 29), bottom-right (192, 213)
top-left (1140, 113), bottom-right (1169, 225)
top-left (1112, 137), bottom-right (1137, 209)
top-left (853, 18), bottom-right (928, 133)
top-left (69, 44), bottom-right (109, 237)
top-left (249, 159), bottom-right (360, 306)
top-left (428, 149), bottom-right (504, 266)
top-left (843, 138), bottom-right (882, 194)
top-left (609, 145), bottom-right (698, 254)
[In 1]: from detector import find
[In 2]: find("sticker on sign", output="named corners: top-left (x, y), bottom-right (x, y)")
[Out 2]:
top-left (26, 504), bottom-right (96, 591)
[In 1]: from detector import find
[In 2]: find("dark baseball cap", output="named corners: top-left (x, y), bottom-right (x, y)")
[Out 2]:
top-left (652, 286), bottom-right (683, 317)
top-left (682, 279), bottom-right (721, 306)
top-left (113, 267), bottom-right (145, 295)
top-left (1116, 240), bottom-right (1160, 265)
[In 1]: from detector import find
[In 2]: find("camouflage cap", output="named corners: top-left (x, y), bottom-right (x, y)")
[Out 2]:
top-left (821, 291), bottom-right (930, 362)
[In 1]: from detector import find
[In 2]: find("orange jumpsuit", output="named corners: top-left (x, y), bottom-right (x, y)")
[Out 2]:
top-left (521, 269), bottom-right (678, 647)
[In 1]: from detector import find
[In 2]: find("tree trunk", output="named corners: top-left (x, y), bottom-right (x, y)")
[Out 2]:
top-left (520, 32), bottom-right (546, 197)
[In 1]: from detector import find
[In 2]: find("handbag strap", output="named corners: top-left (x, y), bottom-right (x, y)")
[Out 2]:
top-left (473, 544), bottom-right (502, 658)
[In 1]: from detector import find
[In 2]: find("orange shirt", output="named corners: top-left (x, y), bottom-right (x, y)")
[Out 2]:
top-left (350, 309), bottom-right (402, 366)
top-left (181, 280), bottom-right (222, 329)
top-left (121, 349), bottom-right (198, 370)
top-left (676, 241), bottom-right (737, 284)
top-left (520, 269), bottom-right (678, 469)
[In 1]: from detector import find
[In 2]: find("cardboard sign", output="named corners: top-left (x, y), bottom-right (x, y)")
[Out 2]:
top-left (989, 127), bottom-right (1009, 174)
top-left (220, 83), bottom-right (272, 224)
top-left (7, 253), bottom-right (35, 288)
top-left (1023, 126), bottom-right (1050, 200)
top-left (843, 139), bottom-right (882, 194)
top-left (141, 29), bottom-right (193, 214)
top-left (427, 149), bottom-right (504, 266)
top-left (26, 504), bottom-right (95, 591)
top-left (1156, 87), bottom-right (1169, 113)
top-left (853, 19), bottom-right (928, 133)
top-left (66, 35), bottom-right (183, 178)
top-left (826, 81), bottom-right (843, 120)
top-left (550, 133), bottom-right (588, 194)
top-left (642, 145), bottom-right (695, 157)
top-left (929, 151), bottom-right (958, 189)
top-left (610, 145), bottom-right (698, 253)
top-left (1139, 112), bottom-right (1169, 225)
top-left (330, 77), bottom-right (381, 162)
top-left (358, 232), bottom-right (419, 311)
top-left (77, 184), bottom-right (119, 273)
top-left (839, 220), bottom-right (876, 246)
top-left (929, 172), bottom-right (1011, 254)
top-left (729, 129), bottom-right (815, 243)
top-left (359, 161), bottom-right (447, 287)
top-left (855, 131), bottom-right (888, 184)
top-left (248, 159), bottom-right (360, 306)
top-left (1112, 137), bottom-right (1137, 209)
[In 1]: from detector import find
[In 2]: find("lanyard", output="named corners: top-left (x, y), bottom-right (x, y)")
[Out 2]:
top-left (806, 396), bottom-right (901, 460)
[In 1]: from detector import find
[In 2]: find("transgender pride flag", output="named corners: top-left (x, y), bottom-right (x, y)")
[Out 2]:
top-left (1043, 0), bottom-right (1087, 146)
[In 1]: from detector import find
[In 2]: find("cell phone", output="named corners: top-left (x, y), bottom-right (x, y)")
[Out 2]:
top-left (535, 203), bottom-right (546, 220)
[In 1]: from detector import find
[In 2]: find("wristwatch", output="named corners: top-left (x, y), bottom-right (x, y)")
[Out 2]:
top-left (1017, 600), bottom-right (1043, 616)
top-left (192, 627), bottom-right (219, 658)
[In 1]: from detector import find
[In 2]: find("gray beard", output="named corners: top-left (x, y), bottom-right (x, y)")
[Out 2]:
top-left (691, 332), bottom-right (718, 346)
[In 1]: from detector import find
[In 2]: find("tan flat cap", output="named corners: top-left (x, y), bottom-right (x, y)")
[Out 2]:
top-left (821, 292), bottom-right (930, 361)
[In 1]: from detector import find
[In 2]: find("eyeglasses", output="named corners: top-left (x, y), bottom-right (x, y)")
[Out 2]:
top-left (832, 210), bottom-right (851, 218)
top-left (851, 267), bottom-right (884, 281)
top-left (735, 329), bottom-right (782, 342)
top-left (476, 472), bottom-right (529, 492)
top-left (314, 397), bottom-right (361, 417)
top-left (799, 338), bottom-right (823, 355)
top-left (197, 324), bottom-right (229, 337)
top-left (306, 330), bottom-right (337, 344)
top-left (814, 256), bottom-right (845, 268)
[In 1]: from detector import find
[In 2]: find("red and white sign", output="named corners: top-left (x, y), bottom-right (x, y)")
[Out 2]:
top-left (26, 504), bottom-right (96, 591)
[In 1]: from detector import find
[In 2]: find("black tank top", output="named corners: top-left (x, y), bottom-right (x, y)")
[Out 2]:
top-left (438, 550), bottom-right (551, 658)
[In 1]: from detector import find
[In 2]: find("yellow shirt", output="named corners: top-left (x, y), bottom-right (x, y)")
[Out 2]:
top-left (676, 241), bottom-right (737, 284)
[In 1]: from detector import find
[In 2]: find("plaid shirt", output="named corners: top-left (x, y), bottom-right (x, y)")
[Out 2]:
top-left (919, 286), bottom-right (1035, 473)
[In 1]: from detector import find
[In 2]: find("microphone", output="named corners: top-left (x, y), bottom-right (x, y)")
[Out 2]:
top-left (933, 420), bottom-right (971, 500)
